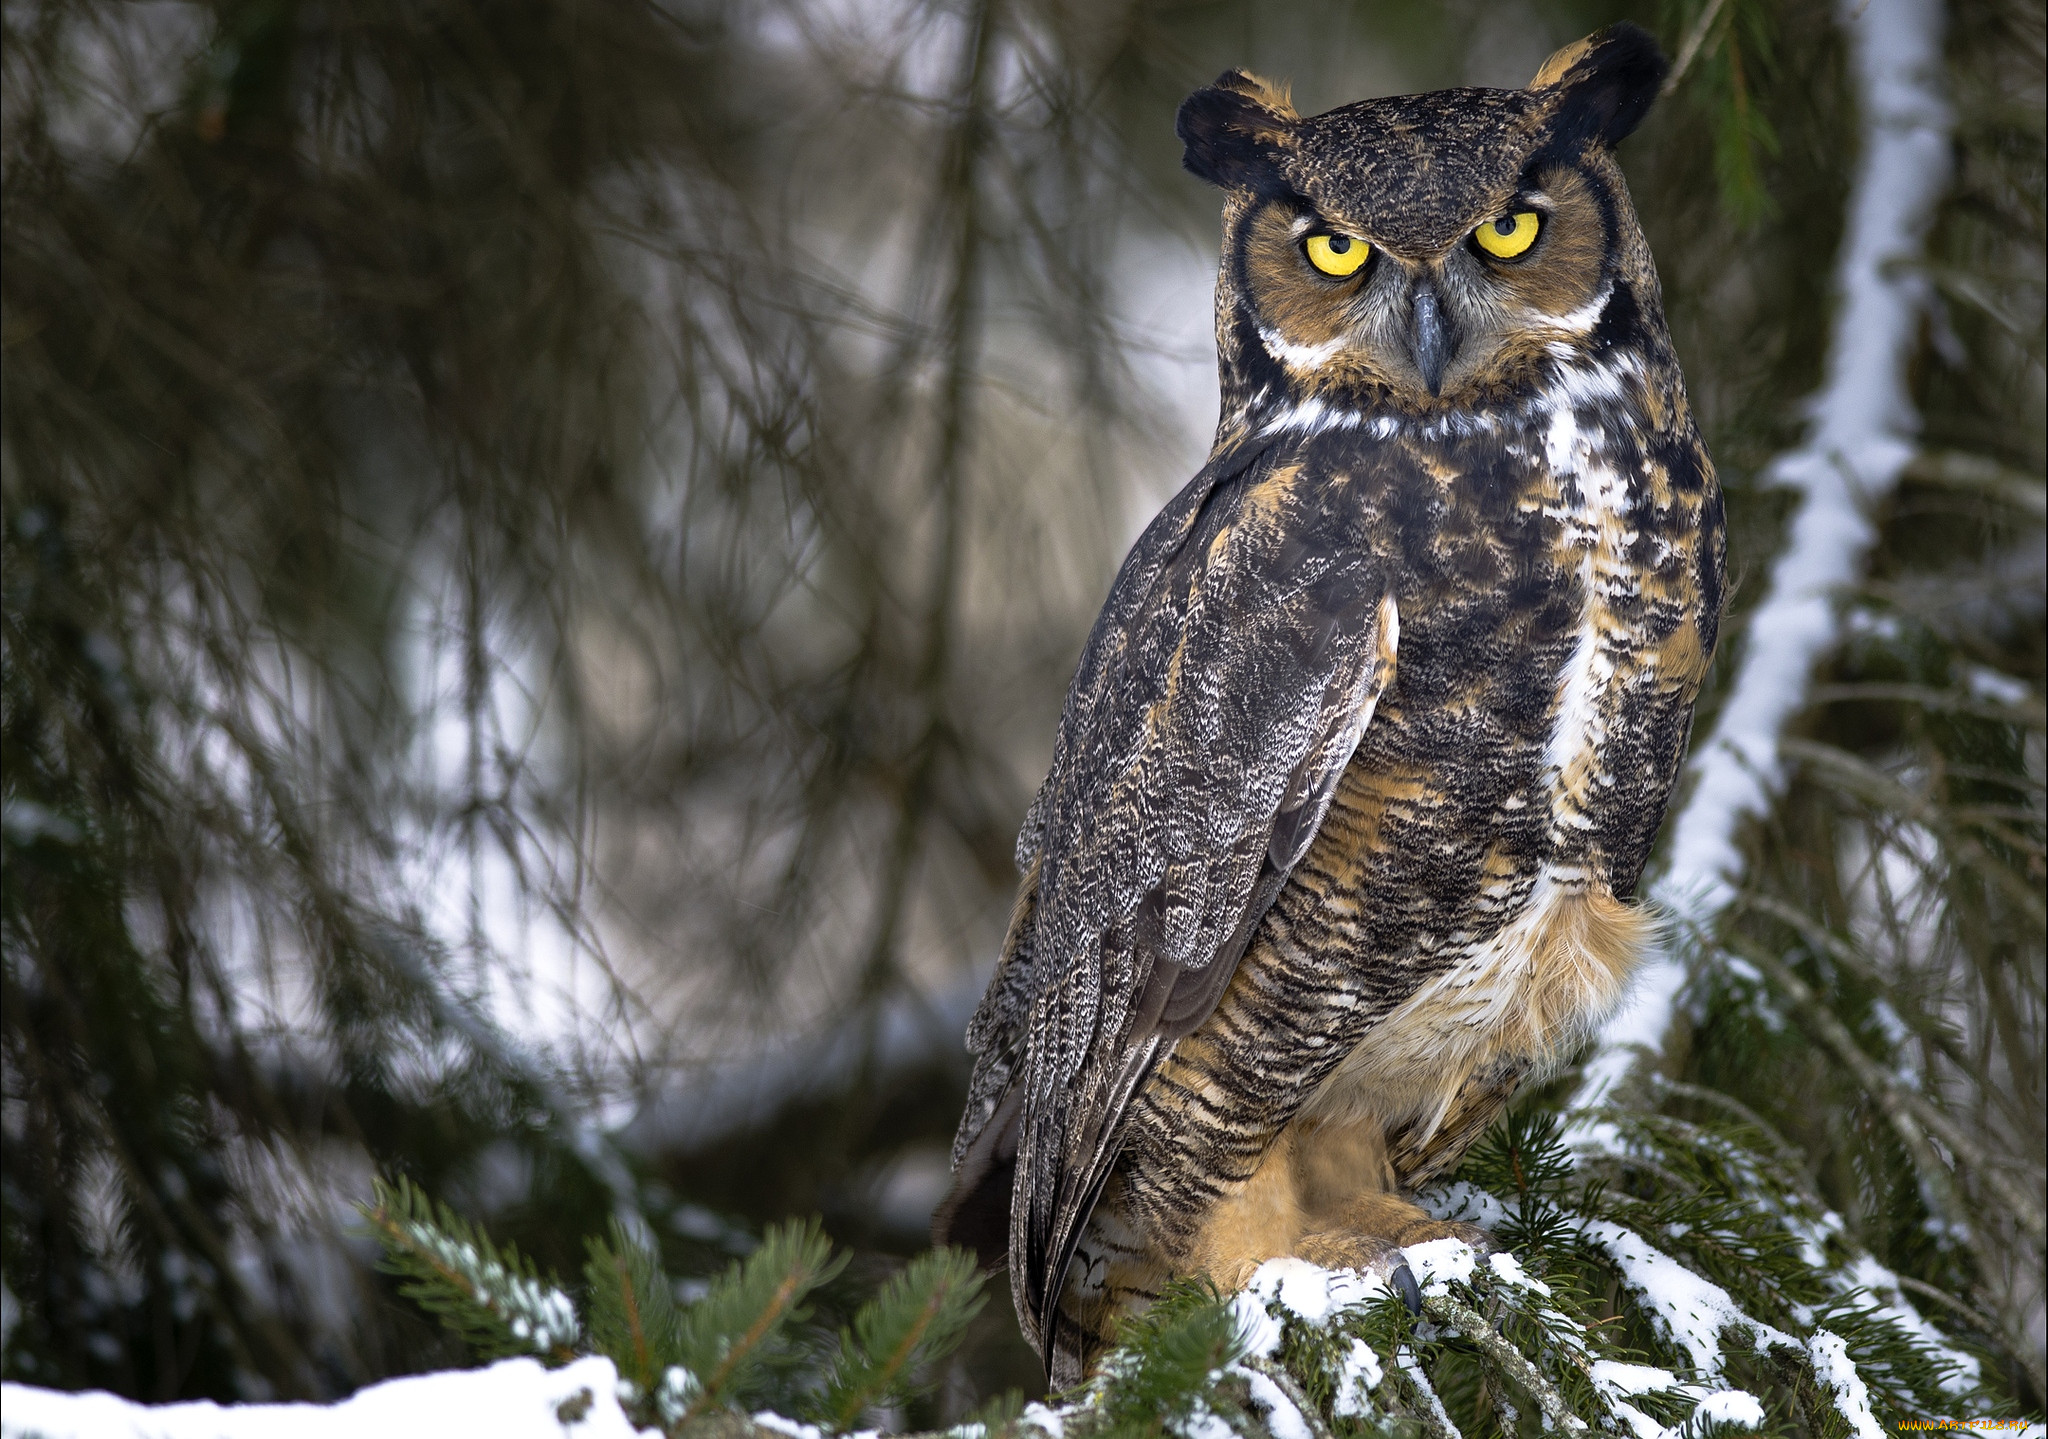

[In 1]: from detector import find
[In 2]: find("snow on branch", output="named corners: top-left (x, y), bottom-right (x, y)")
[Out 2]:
top-left (7, 1111), bottom-right (2013, 1437)
top-left (1578, 0), bottom-right (1954, 1105)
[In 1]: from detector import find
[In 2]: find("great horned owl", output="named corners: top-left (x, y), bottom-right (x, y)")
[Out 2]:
top-left (935, 24), bottom-right (1725, 1386)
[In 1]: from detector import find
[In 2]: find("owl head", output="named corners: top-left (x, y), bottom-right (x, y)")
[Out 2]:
top-left (1179, 25), bottom-right (1671, 428)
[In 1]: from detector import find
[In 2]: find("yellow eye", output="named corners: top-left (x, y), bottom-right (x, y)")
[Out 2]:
top-left (1304, 232), bottom-right (1369, 277)
top-left (1474, 211), bottom-right (1540, 259)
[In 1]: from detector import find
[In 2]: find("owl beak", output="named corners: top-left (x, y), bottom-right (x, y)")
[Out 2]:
top-left (1407, 284), bottom-right (1456, 396)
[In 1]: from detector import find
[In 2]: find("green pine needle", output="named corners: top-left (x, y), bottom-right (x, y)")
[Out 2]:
top-left (360, 1177), bottom-right (581, 1364)
top-left (1090, 1277), bottom-right (1247, 1439)
top-left (956, 1387), bottom-right (1027, 1439)
top-left (1664, 0), bottom-right (1782, 226)
top-left (360, 1089), bottom-right (2014, 1439)
top-left (814, 1247), bottom-right (987, 1431)
top-left (672, 1216), bottom-right (846, 1422)
top-left (583, 1220), bottom-right (682, 1393)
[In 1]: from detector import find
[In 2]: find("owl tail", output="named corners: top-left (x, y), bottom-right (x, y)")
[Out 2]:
top-left (931, 1086), bottom-right (1021, 1271)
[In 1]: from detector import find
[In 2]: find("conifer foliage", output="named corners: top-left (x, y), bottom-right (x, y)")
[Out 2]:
top-left (1, 0), bottom-right (2038, 1423)
top-left (364, 1180), bottom-right (583, 1366)
top-left (364, 1182), bottom-right (985, 1436)
top-left (369, 1097), bottom-right (2014, 1438)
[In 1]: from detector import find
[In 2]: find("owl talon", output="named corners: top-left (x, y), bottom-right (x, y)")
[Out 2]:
top-left (1443, 1221), bottom-right (1493, 1256)
top-left (1391, 1261), bottom-right (1422, 1315)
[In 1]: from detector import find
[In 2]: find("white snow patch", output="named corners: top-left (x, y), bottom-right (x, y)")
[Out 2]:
top-left (1568, 1116), bottom-right (1633, 1158)
top-left (1589, 1361), bottom-right (1768, 1438)
top-left (1239, 1368), bottom-right (1312, 1439)
top-left (1692, 1389), bottom-right (1768, 1429)
top-left (1579, 1220), bottom-right (1794, 1379)
top-left (1402, 1238), bottom-right (1478, 1292)
top-left (1837, 1253), bottom-right (1983, 1393)
top-left (1591, 1359), bottom-right (1684, 1395)
top-left (1396, 1347), bottom-right (1463, 1439)
top-left (0, 1356), bottom-right (657, 1439)
top-left (752, 1414), bottom-right (827, 1439)
top-left (1244, 1257), bottom-right (1385, 1325)
top-left (1331, 1339), bottom-right (1384, 1418)
top-left (1418, 1181), bottom-right (1510, 1228)
top-left (648, 1364), bottom-right (700, 1421)
top-left (1487, 1251), bottom-right (1551, 1296)
top-left (1019, 1401), bottom-right (1066, 1439)
top-left (1606, 1400), bottom-right (1665, 1439)
top-left (1964, 665), bottom-right (2030, 706)
top-left (1228, 1287), bottom-right (1284, 1359)
top-left (1808, 1330), bottom-right (1887, 1439)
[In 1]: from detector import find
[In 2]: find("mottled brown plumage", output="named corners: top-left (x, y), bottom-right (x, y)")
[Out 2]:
top-left (935, 24), bottom-right (1726, 1386)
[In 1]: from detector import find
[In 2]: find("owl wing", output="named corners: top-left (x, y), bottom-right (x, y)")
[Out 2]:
top-left (1005, 439), bottom-right (1397, 1358)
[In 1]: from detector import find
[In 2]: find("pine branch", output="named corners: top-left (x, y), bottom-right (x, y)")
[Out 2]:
top-left (1901, 449), bottom-right (2048, 520)
top-left (1237, 1355), bottom-right (1334, 1439)
top-left (583, 1221), bottom-right (680, 1394)
top-left (363, 1185), bottom-right (1007, 1435)
top-left (1090, 1278), bottom-right (1247, 1439)
top-left (1392, 1346), bottom-right (1462, 1439)
top-left (1725, 932), bottom-right (2047, 1244)
top-left (815, 1248), bottom-right (986, 1431)
top-left (674, 1218), bottom-right (845, 1423)
top-left (1780, 739), bottom-right (2046, 926)
top-left (360, 1178), bottom-right (580, 1364)
top-left (1662, 0), bottom-right (1731, 94)
top-left (1418, 1291), bottom-right (1587, 1434)
top-left (343, 1142), bottom-right (2032, 1439)
top-left (1733, 895), bottom-right (1983, 1081)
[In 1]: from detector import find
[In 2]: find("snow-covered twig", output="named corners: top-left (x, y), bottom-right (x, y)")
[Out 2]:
top-left (1723, 935), bottom-right (2047, 1243)
top-left (1420, 1292), bottom-right (1587, 1434)
top-left (1239, 1354), bottom-right (1336, 1439)
top-left (1395, 1348), bottom-right (1464, 1439)
top-left (1576, 0), bottom-right (1953, 1106)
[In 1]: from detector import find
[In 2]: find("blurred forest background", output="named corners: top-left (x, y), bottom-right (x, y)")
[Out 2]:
top-left (1, 0), bottom-right (2040, 1420)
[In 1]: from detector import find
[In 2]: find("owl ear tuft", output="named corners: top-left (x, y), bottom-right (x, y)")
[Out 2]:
top-left (1530, 23), bottom-right (1668, 149)
top-left (1177, 71), bottom-right (1299, 192)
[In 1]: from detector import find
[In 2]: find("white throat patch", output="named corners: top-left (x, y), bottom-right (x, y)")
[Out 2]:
top-left (1258, 325), bottom-right (1346, 371)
